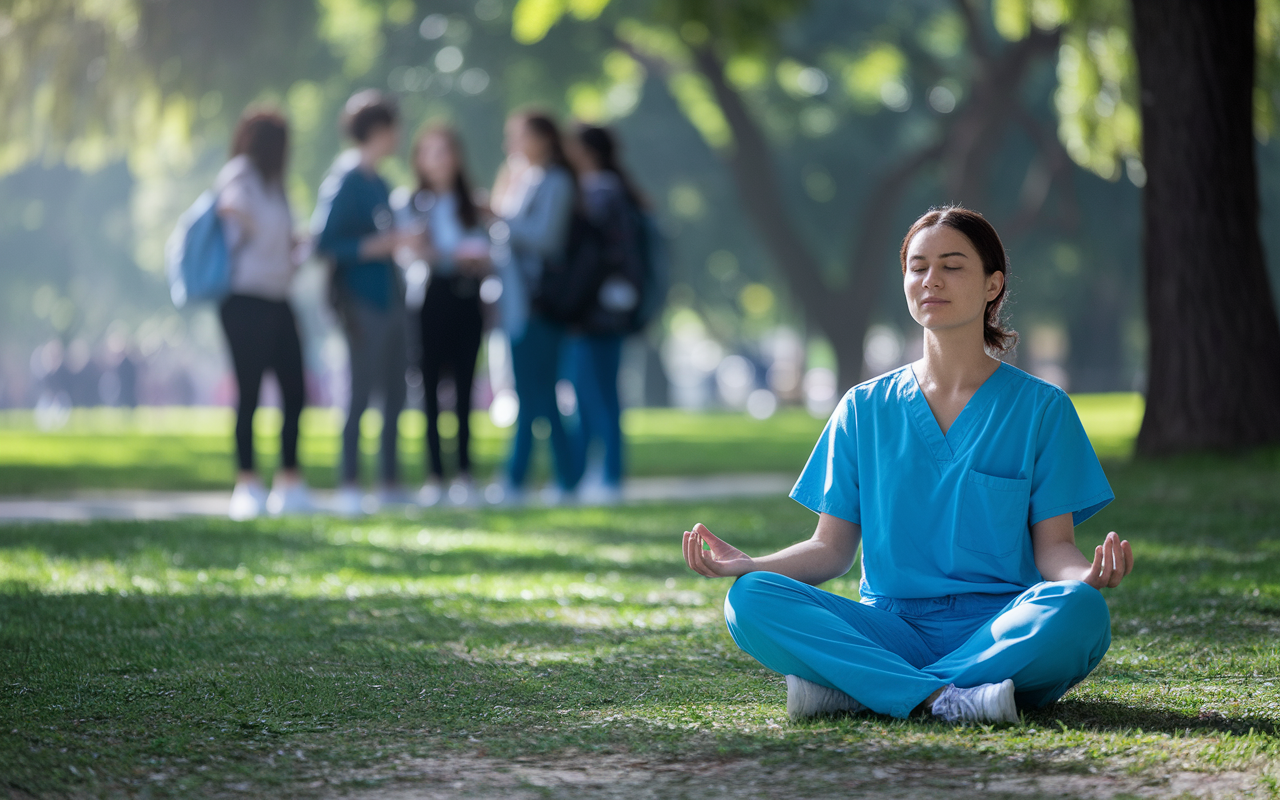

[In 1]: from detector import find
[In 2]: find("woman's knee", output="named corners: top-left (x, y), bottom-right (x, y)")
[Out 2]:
top-left (1026, 580), bottom-right (1112, 647)
top-left (724, 572), bottom-right (795, 621)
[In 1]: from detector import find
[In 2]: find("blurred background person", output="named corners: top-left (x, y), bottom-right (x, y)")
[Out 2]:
top-left (216, 107), bottom-right (313, 521)
top-left (564, 124), bottom-right (648, 505)
top-left (312, 90), bottom-right (421, 516)
top-left (402, 124), bottom-right (491, 507)
top-left (489, 111), bottom-right (577, 504)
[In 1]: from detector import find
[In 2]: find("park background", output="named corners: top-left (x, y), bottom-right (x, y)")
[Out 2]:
top-left (2, 1), bottom-right (1280, 798)
top-left (7, 0), bottom-right (1280, 422)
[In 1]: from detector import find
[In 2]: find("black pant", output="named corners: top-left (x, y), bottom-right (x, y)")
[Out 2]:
top-left (219, 294), bottom-right (306, 472)
top-left (419, 275), bottom-right (483, 479)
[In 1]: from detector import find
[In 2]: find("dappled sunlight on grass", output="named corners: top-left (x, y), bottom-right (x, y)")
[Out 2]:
top-left (4, 404), bottom-right (1280, 796)
top-left (0, 395), bottom-right (1144, 494)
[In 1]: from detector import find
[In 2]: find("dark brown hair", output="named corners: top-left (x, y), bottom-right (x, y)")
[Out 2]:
top-left (518, 111), bottom-right (574, 176)
top-left (412, 124), bottom-right (479, 230)
top-left (230, 107), bottom-right (288, 184)
top-left (899, 205), bottom-right (1018, 355)
top-left (573, 123), bottom-right (648, 211)
top-left (342, 89), bottom-right (399, 143)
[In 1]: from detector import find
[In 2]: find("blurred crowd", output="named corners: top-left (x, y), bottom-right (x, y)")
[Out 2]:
top-left (183, 92), bottom-right (669, 518)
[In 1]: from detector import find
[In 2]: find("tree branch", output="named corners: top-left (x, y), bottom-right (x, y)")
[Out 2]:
top-left (687, 45), bottom-right (849, 332)
top-left (1005, 103), bottom-right (1081, 235)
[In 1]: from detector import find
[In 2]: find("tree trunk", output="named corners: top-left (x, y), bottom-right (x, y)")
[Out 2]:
top-left (1131, 0), bottom-right (1280, 454)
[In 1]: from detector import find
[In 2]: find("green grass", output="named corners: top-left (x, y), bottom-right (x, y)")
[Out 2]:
top-left (0, 394), bottom-right (1144, 495)
top-left (2, 445), bottom-right (1279, 797)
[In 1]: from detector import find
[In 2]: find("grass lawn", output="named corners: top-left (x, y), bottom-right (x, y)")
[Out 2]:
top-left (0, 393), bottom-right (1142, 495)
top-left (2, 438), bottom-right (1279, 797)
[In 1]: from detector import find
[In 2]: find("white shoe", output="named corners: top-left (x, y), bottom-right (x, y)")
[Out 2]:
top-left (266, 482), bottom-right (315, 516)
top-left (540, 485), bottom-right (573, 507)
top-left (417, 482), bottom-right (444, 508)
top-left (578, 483), bottom-right (623, 507)
top-left (229, 482), bottom-right (267, 521)
top-left (447, 477), bottom-right (475, 507)
top-left (785, 675), bottom-right (866, 721)
top-left (483, 482), bottom-right (523, 507)
top-left (930, 679), bottom-right (1019, 725)
top-left (332, 487), bottom-right (366, 517)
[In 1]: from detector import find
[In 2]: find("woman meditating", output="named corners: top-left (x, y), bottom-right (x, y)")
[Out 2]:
top-left (682, 206), bottom-right (1133, 724)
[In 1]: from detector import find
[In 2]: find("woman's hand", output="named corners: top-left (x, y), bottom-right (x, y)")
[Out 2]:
top-left (682, 523), bottom-right (755, 579)
top-left (1083, 531), bottom-right (1134, 590)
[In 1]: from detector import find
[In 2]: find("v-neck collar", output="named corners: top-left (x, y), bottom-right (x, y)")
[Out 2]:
top-left (903, 362), bottom-right (1011, 462)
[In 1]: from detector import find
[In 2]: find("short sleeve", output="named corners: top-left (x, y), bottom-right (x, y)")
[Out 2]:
top-left (790, 394), bottom-right (860, 523)
top-left (1028, 391), bottom-right (1114, 526)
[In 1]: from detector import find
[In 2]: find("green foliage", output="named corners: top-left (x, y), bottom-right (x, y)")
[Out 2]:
top-left (1, 450), bottom-right (1279, 795)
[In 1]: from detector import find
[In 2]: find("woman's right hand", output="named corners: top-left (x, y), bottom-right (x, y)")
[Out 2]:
top-left (683, 523), bottom-right (754, 579)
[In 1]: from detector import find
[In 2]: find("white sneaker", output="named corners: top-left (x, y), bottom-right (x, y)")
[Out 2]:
top-left (447, 477), bottom-right (475, 507)
top-left (785, 675), bottom-right (866, 721)
top-left (266, 482), bottom-right (315, 516)
top-left (228, 482), bottom-right (267, 521)
top-left (578, 483), bottom-right (623, 507)
top-left (540, 485), bottom-right (574, 507)
top-left (483, 482), bottom-right (523, 507)
top-left (930, 679), bottom-right (1019, 725)
top-left (417, 481), bottom-right (444, 508)
top-left (332, 487), bottom-right (366, 517)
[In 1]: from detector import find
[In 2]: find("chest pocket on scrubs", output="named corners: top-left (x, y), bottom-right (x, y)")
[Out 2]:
top-left (957, 470), bottom-right (1031, 558)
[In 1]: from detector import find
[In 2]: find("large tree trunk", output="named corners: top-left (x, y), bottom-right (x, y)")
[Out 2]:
top-left (1131, 0), bottom-right (1280, 454)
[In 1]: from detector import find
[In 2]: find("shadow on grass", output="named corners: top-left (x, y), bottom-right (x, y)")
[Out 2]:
top-left (1027, 699), bottom-right (1280, 737)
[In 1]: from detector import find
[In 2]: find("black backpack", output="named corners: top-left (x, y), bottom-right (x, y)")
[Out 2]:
top-left (532, 210), bottom-right (609, 325)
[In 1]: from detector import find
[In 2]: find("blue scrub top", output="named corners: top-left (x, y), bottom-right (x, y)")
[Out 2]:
top-left (791, 362), bottom-right (1114, 601)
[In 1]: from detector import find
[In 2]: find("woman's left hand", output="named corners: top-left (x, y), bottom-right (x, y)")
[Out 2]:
top-left (1083, 531), bottom-right (1133, 589)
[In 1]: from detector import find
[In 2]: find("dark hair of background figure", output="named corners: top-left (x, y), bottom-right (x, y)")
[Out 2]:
top-left (899, 205), bottom-right (1018, 355)
top-left (412, 125), bottom-right (480, 230)
top-left (519, 111), bottom-right (575, 177)
top-left (231, 107), bottom-right (289, 185)
top-left (573, 124), bottom-right (648, 211)
top-left (342, 89), bottom-right (399, 143)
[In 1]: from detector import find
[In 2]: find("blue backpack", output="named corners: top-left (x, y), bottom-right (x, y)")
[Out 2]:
top-left (165, 191), bottom-right (231, 308)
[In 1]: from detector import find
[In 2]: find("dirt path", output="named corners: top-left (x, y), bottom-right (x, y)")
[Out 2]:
top-left (0, 474), bottom-right (795, 523)
top-left (316, 752), bottom-right (1266, 800)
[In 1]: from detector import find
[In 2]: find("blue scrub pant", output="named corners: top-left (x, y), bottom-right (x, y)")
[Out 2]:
top-left (566, 333), bottom-right (625, 487)
top-left (507, 315), bottom-right (576, 490)
top-left (725, 573), bottom-right (1111, 719)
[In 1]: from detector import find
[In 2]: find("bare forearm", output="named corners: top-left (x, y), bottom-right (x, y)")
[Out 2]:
top-left (1035, 541), bottom-right (1093, 583)
top-left (747, 539), bottom-right (855, 586)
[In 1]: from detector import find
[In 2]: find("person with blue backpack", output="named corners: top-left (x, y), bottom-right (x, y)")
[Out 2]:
top-left (563, 124), bottom-right (657, 504)
top-left (312, 91), bottom-right (423, 516)
top-left (212, 107), bottom-right (313, 521)
top-left (488, 111), bottom-right (579, 504)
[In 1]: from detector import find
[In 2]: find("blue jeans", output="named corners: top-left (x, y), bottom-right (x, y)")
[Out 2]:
top-left (725, 574), bottom-right (1112, 718)
top-left (507, 315), bottom-right (576, 490)
top-left (566, 334), bottom-right (624, 487)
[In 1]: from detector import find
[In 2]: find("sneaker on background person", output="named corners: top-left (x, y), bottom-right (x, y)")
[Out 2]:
top-left (447, 474), bottom-right (476, 506)
top-left (332, 486), bottom-right (366, 518)
top-left (229, 481), bottom-right (268, 521)
top-left (417, 479), bottom-right (444, 508)
top-left (483, 481), bottom-right (525, 507)
top-left (266, 475), bottom-right (315, 516)
top-left (577, 480), bottom-right (623, 507)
